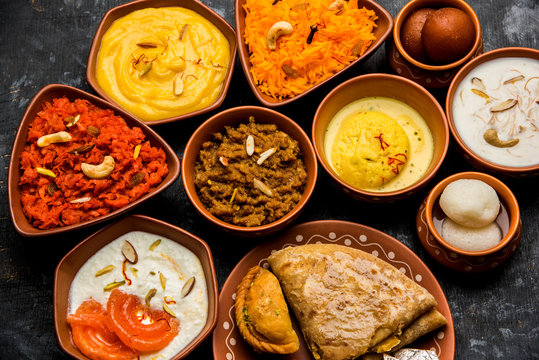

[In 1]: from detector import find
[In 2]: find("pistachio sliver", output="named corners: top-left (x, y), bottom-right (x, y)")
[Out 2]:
top-left (163, 303), bottom-right (176, 317)
top-left (121, 240), bottom-right (138, 264)
top-left (104, 280), bottom-right (125, 291)
top-left (145, 288), bottom-right (157, 306)
top-left (66, 114), bottom-right (80, 128)
top-left (36, 167), bottom-right (56, 178)
top-left (130, 267), bottom-right (138, 278)
top-left (149, 239), bottom-right (161, 251)
top-left (95, 264), bottom-right (115, 277)
top-left (490, 99), bottom-right (518, 112)
top-left (139, 61), bottom-right (153, 77)
top-left (133, 144), bottom-right (141, 159)
top-left (160, 273), bottom-right (166, 290)
top-left (181, 276), bottom-right (196, 298)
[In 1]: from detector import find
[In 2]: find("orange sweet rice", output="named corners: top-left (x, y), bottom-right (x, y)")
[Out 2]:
top-left (243, 0), bottom-right (378, 100)
top-left (18, 97), bottom-right (168, 229)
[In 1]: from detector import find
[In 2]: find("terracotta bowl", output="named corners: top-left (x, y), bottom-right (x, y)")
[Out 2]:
top-left (182, 106), bottom-right (318, 237)
top-left (86, 0), bottom-right (237, 126)
top-left (54, 214), bottom-right (219, 360)
top-left (312, 73), bottom-right (449, 202)
top-left (446, 47), bottom-right (539, 177)
top-left (416, 172), bottom-right (521, 272)
top-left (8, 84), bottom-right (180, 237)
top-left (390, 0), bottom-right (482, 88)
top-left (234, 0), bottom-right (393, 107)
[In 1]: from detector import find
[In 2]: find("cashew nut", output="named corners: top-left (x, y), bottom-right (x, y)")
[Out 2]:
top-left (328, 0), bottom-right (344, 11)
top-left (266, 21), bottom-right (293, 51)
top-left (81, 155), bottom-right (115, 179)
top-left (483, 129), bottom-right (519, 148)
top-left (37, 131), bottom-right (72, 147)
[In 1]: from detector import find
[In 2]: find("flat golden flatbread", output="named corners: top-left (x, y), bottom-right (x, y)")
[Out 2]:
top-left (267, 244), bottom-right (446, 360)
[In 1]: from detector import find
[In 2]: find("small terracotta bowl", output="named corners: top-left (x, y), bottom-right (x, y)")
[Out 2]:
top-left (8, 84), bottom-right (180, 237)
top-left (182, 106), bottom-right (318, 237)
top-left (87, 0), bottom-right (237, 126)
top-left (389, 0), bottom-right (482, 88)
top-left (446, 47), bottom-right (539, 177)
top-left (234, 0), bottom-right (393, 107)
top-left (312, 73), bottom-right (449, 202)
top-left (416, 172), bottom-right (521, 272)
top-left (54, 214), bottom-right (219, 360)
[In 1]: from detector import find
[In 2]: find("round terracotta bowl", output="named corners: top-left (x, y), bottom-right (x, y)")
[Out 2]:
top-left (312, 73), bottom-right (449, 202)
top-left (8, 84), bottom-right (180, 237)
top-left (86, 0), bottom-right (237, 126)
top-left (446, 47), bottom-right (539, 177)
top-left (234, 0), bottom-right (393, 107)
top-left (389, 0), bottom-right (482, 88)
top-left (54, 214), bottom-right (219, 360)
top-left (182, 106), bottom-right (318, 237)
top-left (416, 172), bottom-right (521, 272)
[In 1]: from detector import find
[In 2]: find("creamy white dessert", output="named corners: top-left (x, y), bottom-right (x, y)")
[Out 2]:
top-left (68, 231), bottom-right (208, 360)
top-left (452, 57), bottom-right (539, 167)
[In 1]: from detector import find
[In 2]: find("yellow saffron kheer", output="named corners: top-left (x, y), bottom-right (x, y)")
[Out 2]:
top-left (325, 97), bottom-right (434, 192)
top-left (96, 7), bottom-right (230, 121)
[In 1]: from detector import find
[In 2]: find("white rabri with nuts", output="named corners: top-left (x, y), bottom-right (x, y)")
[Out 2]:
top-left (68, 231), bottom-right (208, 360)
top-left (452, 57), bottom-right (539, 167)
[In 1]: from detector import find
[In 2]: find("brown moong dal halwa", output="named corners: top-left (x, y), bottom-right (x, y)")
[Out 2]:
top-left (194, 117), bottom-right (307, 227)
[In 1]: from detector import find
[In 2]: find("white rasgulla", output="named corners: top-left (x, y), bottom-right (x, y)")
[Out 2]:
top-left (439, 179), bottom-right (500, 228)
top-left (441, 218), bottom-right (502, 251)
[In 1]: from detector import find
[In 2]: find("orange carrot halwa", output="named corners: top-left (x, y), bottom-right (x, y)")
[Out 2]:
top-left (243, 0), bottom-right (378, 99)
top-left (18, 97), bottom-right (168, 229)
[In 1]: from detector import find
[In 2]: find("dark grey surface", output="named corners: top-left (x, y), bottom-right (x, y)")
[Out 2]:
top-left (0, 0), bottom-right (537, 359)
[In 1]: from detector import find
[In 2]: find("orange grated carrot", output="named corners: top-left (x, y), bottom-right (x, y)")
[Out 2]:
top-left (243, 0), bottom-right (377, 100)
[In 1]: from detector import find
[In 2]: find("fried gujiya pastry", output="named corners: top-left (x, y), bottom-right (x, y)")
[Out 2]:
top-left (234, 266), bottom-right (300, 354)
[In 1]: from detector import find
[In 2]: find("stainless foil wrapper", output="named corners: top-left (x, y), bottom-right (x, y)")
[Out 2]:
top-left (383, 348), bottom-right (440, 360)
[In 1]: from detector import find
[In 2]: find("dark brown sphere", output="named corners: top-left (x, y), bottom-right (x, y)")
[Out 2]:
top-left (421, 7), bottom-right (475, 64)
top-left (400, 8), bottom-right (436, 63)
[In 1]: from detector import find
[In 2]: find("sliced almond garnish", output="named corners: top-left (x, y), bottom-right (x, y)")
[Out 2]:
top-left (257, 148), bottom-right (276, 165)
top-left (149, 239), bottom-right (161, 251)
top-left (253, 178), bottom-right (273, 197)
top-left (145, 288), bottom-right (157, 306)
top-left (160, 273), bottom-right (166, 290)
top-left (68, 144), bottom-right (94, 155)
top-left (70, 197), bottom-right (91, 204)
top-left (95, 265), bottom-right (115, 277)
top-left (87, 126), bottom-right (101, 137)
top-left (219, 156), bottom-right (229, 167)
top-left (245, 135), bottom-right (255, 156)
top-left (137, 42), bottom-right (158, 48)
top-left (503, 75), bottom-right (524, 85)
top-left (471, 77), bottom-right (485, 91)
top-left (121, 240), bottom-right (138, 264)
top-left (181, 276), bottom-right (196, 298)
top-left (104, 280), bottom-right (125, 291)
top-left (179, 24), bottom-right (189, 41)
top-left (173, 76), bottom-right (184, 96)
top-left (490, 99), bottom-right (518, 112)
top-left (163, 303), bottom-right (176, 317)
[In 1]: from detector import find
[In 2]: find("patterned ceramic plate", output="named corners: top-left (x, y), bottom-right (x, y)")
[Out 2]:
top-left (212, 220), bottom-right (455, 360)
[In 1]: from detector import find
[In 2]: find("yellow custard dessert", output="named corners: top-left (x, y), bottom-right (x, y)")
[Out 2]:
top-left (96, 7), bottom-right (230, 121)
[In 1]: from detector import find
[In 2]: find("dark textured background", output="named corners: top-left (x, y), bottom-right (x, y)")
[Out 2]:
top-left (0, 0), bottom-right (538, 359)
